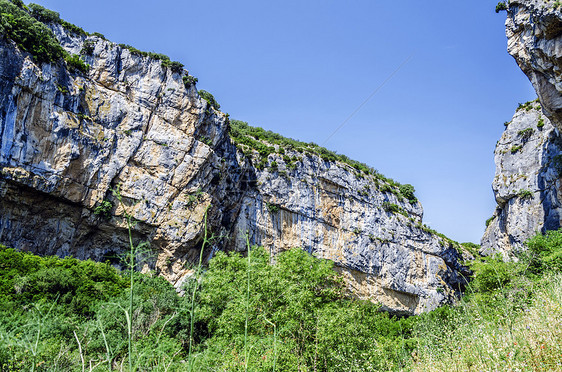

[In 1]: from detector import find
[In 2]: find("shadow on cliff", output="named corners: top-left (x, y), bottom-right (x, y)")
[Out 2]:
top-left (539, 127), bottom-right (562, 234)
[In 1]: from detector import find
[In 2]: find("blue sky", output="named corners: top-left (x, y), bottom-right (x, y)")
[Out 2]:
top-left (31, 0), bottom-right (536, 244)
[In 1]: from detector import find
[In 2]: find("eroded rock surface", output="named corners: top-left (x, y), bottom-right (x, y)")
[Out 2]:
top-left (0, 23), bottom-right (467, 314)
top-left (507, 0), bottom-right (562, 129)
top-left (481, 105), bottom-right (562, 255)
top-left (482, 0), bottom-right (562, 255)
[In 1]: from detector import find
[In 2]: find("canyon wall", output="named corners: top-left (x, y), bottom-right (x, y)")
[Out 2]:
top-left (0, 9), bottom-right (467, 314)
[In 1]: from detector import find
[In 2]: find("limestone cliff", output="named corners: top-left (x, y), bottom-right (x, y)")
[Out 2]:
top-left (482, 0), bottom-right (562, 254)
top-left (0, 5), bottom-right (467, 314)
top-left (506, 0), bottom-right (562, 130)
top-left (481, 103), bottom-right (562, 254)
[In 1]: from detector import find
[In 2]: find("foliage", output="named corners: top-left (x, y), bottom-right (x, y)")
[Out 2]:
top-left (198, 89), bottom-right (221, 110)
top-left (495, 1), bottom-right (508, 13)
top-left (485, 215), bottom-right (495, 227)
top-left (510, 144), bottom-right (522, 153)
top-left (80, 39), bottom-right (94, 55)
top-left (2, 229), bottom-right (562, 370)
top-left (399, 183), bottom-right (417, 203)
top-left (517, 98), bottom-right (539, 112)
top-left (411, 231), bottom-right (562, 371)
top-left (28, 3), bottom-right (87, 36)
top-left (118, 43), bottom-right (183, 72)
top-left (0, 246), bottom-right (127, 317)
top-left (382, 201), bottom-right (407, 216)
top-left (0, 0), bottom-right (65, 63)
top-left (196, 247), bottom-right (416, 370)
top-left (228, 119), bottom-right (406, 197)
top-left (537, 116), bottom-right (545, 128)
top-left (93, 199), bottom-right (113, 219)
top-left (517, 189), bottom-right (533, 200)
top-left (64, 53), bottom-right (89, 74)
top-left (469, 255), bottom-right (519, 294)
top-left (266, 202), bottom-right (280, 213)
top-left (517, 127), bottom-right (534, 141)
top-left (525, 228), bottom-right (562, 276)
top-left (183, 74), bottom-right (198, 88)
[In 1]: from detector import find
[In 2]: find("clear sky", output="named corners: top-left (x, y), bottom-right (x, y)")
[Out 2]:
top-left (30, 0), bottom-right (536, 244)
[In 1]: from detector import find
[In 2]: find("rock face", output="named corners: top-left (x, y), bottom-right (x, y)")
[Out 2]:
top-left (481, 105), bottom-right (562, 255)
top-left (482, 0), bottom-right (562, 255)
top-left (0, 19), bottom-right (467, 314)
top-left (506, 0), bottom-right (562, 130)
top-left (231, 144), bottom-right (468, 314)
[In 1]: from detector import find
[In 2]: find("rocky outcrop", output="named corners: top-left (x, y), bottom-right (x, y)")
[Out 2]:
top-left (506, 0), bottom-right (562, 130)
top-left (0, 16), bottom-right (467, 314)
top-left (231, 143), bottom-right (468, 314)
top-left (481, 104), bottom-right (562, 255)
top-left (482, 0), bottom-right (562, 255)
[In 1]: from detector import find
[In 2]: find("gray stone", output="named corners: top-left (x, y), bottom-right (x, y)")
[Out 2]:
top-left (0, 24), bottom-right (467, 314)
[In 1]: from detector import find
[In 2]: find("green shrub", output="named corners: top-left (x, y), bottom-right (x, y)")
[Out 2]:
top-left (469, 255), bottom-right (517, 293)
top-left (382, 201), bottom-right (407, 216)
top-left (80, 39), bottom-right (94, 55)
top-left (64, 53), bottom-right (89, 74)
top-left (537, 116), bottom-right (545, 128)
top-left (228, 119), bottom-right (403, 194)
top-left (266, 202), bottom-right (279, 213)
top-left (0, 246), bottom-right (127, 316)
top-left (517, 127), bottom-right (534, 141)
top-left (183, 75), bottom-right (198, 88)
top-left (485, 215), bottom-right (495, 227)
top-left (510, 144), bottom-right (522, 153)
top-left (517, 189), bottom-right (533, 199)
top-left (0, 1), bottom-right (65, 63)
top-left (399, 184), bottom-right (417, 203)
top-left (198, 89), bottom-right (221, 110)
top-left (93, 199), bottom-right (113, 219)
top-left (27, 3), bottom-right (60, 24)
top-left (495, 1), bottom-right (508, 13)
top-left (525, 229), bottom-right (562, 276)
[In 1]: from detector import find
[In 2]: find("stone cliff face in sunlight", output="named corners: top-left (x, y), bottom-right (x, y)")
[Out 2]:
top-left (0, 15), bottom-right (467, 314)
top-left (481, 104), bottom-right (562, 255)
top-left (506, 0), bottom-right (562, 130)
top-left (482, 0), bottom-right (562, 255)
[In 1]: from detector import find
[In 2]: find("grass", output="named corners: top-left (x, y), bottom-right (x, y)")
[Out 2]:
top-left (411, 273), bottom-right (562, 371)
top-left (1, 227), bottom-right (562, 370)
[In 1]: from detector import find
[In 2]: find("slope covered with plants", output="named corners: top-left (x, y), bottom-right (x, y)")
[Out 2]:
top-left (1, 227), bottom-right (561, 370)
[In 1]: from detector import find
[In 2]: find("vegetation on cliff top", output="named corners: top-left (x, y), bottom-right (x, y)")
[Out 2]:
top-left (0, 0), bottom-right (90, 72)
top-left (228, 119), bottom-right (419, 202)
top-left (1, 227), bottom-right (562, 370)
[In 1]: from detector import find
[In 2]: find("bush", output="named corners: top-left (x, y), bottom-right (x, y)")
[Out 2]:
top-left (399, 184), bottom-right (417, 203)
top-left (517, 127), bottom-right (534, 141)
top-left (382, 201), bottom-right (407, 216)
top-left (0, 1), bottom-right (65, 63)
top-left (183, 75), bottom-right (198, 88)
top-left (80, 39), bottom-right (95, 55)
top-left (469, 255), bottom-right (517, 293)
top-left (27, 3), bottom-right (60, 24)
top-left (517, 189), bottom-right (533, 199)
top-left (495, 1), bottom-right (508, 13)
top-left (537, 116), bottom-right (545, 128)
top-left (525, 229), bottom-right (562, 275)
top-left (64, 53), bottom-right (89, 74)
top-left (198, 89), bottom-right (221, 110)
top-left (510, 144), bottom-right (522, 153)
top-left (93, 199), bottom-right (113, 219)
